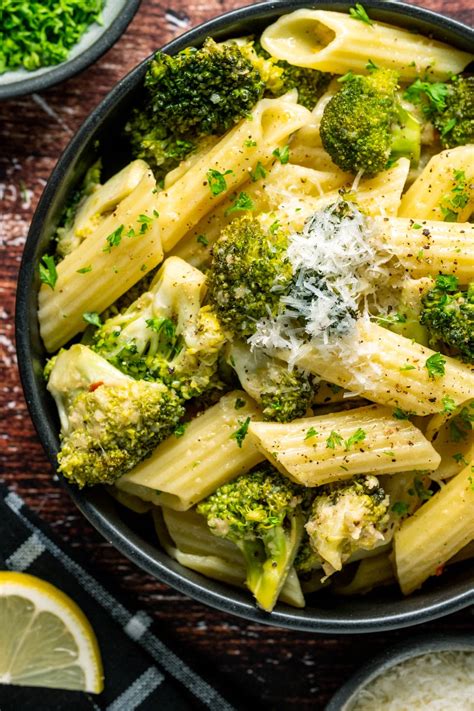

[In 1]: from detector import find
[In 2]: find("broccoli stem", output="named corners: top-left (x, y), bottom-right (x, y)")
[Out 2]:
top-left (249, 514), bottom-right (304, 612)
top-left (390, 107), bottom-right (421, 165)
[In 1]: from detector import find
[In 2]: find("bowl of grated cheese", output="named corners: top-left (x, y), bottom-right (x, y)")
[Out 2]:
top-left (326, 634), bottom-right (474, 711)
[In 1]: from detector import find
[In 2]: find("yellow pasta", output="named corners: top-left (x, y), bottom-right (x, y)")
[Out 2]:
top-left (260, 9), bottom-right (472, 79)
top-left (248, 404), bottom-right (440, 487)
top-left (394, 461), bottom-right (474, 594)
top-left (153, 507), bottom-right (305, 607)
top-left (374, 217), bottom-right (474, 283)
top-left (38, 170), bottom-right (162, 352)
top-left (157, 96), bottom-right (312, 252)
top-left (332, 553), bottom-right (395, 595)
top-left (398, 145), bottom-right (474, 221)
top-left (283, 320), bottom-right (474, 416)
top-left (116, 391), bottom-right (264, 510)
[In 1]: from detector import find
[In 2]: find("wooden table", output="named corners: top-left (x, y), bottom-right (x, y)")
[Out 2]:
top-left (1, 1), bottom-right (472, 708)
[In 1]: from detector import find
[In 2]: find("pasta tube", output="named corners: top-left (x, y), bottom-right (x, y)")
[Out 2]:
top-left (394, 461), bottom-right (474, 594)
top-left (284, 321), bottom-right (474, 416)
top-left (398, 145), bottom-right (474, 222)
top-left (248, 404), bottom-right (440, 486)
top-left (153, 507), bottom-right (305, 607)
top-left (332, 553), bottom-right (395, 595)
top-left (374, 217), bottom-right (474, 283)
top-left (157, 96), bottom-right (312, 252)
top-left (38, 170), bottom-right (162, 352)
top-left (260, 9), bottom-right (472, 80)
top-left (425, 403), bottom-right (474, 481)
top-left (116, 391), bottom-right (265, 510)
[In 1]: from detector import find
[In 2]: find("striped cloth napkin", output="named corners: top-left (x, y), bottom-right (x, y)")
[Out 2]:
top-left (0, 484), bottom-right (237, 710)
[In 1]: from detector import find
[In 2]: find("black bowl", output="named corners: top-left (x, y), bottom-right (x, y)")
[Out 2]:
top-left (0, 0), bottom-right (141, 100)
top-left (16, 0), bottom-right (474, 633)
top-left (325, 633), bottom-right (474, 709)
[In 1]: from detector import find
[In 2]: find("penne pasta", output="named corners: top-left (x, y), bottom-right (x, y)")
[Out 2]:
top-left (38, 170), bottom-right (162, 353)
top-left (282, 320), bottom-right (474, 416)
top-left (248, 404), bottom-right (440, 487)
top-left (398, 145), bottom-right (474, 222)
top-left (394, 461), bottom-right (474, 594)
top-left (116, 391), bottom-right (264, 510)
top-left (260, 9), bottom-right (473, 80)
top-left (332, 553), bottom-right (396, 595)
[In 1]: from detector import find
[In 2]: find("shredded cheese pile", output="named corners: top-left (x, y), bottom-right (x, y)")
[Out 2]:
top-left (248, 201), bottom-right (392, 367)
top-left (352, 651), bottom-right (474, 711)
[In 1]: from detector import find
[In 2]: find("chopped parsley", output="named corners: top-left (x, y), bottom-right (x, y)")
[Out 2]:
top-left (391, 501), bottom-right (409, 516)
top-left (365, 58), bottom-right (378, 71)
top-left (82, 312), bottom-right (101, 328)
top-left (207, 168), bottom-right (233, 196)
top-left (234, 398), bottom-right (246, 410)
top-left (250, 161), bottom-right (266, 182)
top-left (344, 428), bottom-right (366, 450)
top-left (441, 395), bottom-right (457, 415)
top-left (231, 417), bottom-right (251, 448)
top-left (452, 452), bottom-right (468, 465)
top-left (403, 79), bottom-right (449, 114)
top-left (326, 430), bottom-right (343, 449)
top-left (393, 408), bottom-right (411, 420)
top-left (244, 139), bottom-right (257, 147)
top-left (440, 170), bottom-right (469, 222)
top-left (400, 364), bottom-right (416, 371)
top-left (76, 265), bottom-right (92, 274)
top-left (39, 254), bottom-right (58, 290)
top-left (425, 352), bottom-right (446, 379)
top-left (269, 220), bottom-right (280, 234)
top-left (305, 426), bottom-right (318, 441)
top-left (225, 192), bottom-right (255, 215)
top-left (138, 213), bottom-right (153, 233)
top-left (103, 224), bottom-right (124, 253)
top-left (196, 234), bottom-right (209, 247)
top-left (145, 317), bottom-right (176, 341)
top-left (382, 450), bottom-right (396, 458)
top-left (272, 145), bottom-right (290, 164)
top-left (349, 3), bottom-right (373, 25)
top-left (409, 476), bottom-right (433, 501)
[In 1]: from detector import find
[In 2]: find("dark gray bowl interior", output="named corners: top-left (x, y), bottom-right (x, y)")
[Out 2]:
top-left (326, 634), bottom-right (474, 710)
top-left (16, 0), bottom-right (474, 633)
top-left (0, 0), bottom-right (141, 100)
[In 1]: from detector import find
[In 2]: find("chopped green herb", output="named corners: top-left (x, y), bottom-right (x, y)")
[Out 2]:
top-left (305, 426), bottom-right (318, 441)
top-left (76, 265), bottom-right (92, 274)
top-left (425, 352), bottom-right (446, 379)
top-left (250, 161), bottom-right (266, 182)
top-left (39, 255), bottom-right (58, 290)
top-left (393, 408), bottom-right (411, 420)
top-left (269, 220), bottom-right (281, 235)
top-left (103, 224), bottom-right (124, 252)
top-left (392, 501), bottom-right (409, 516)
top-left (452, 452), bottom-right (468, 465)
top-left (344, 428), bottom-right (366, 450)
top-left (231, 417), bottom-right (251, 448)
top-left (411, 476), bottom-right (433, 501)
top-left (365, 59), bottom-right (378, 71)
top-left (349, 4), bottom-right (373, 25)
top-left (196, 234), bottom-right (209, 247)
top-left (440, 170), bottom-right (469, 222)
top-left (244, 139), bottom-right (257, 147)
top-left (272, 145), bottom-right (290, 164)
top-left (412, 223), bottom-right (423, 229)
top-left (207, 169), bottom-right (233, 196)
top-left (326, 431), bottom-right (343, 449)
top-left (469, 473), bottom-right (474, 492)
top-left (174, 423), bottom-right (187, 438)
top-left (441, 395), bottom-right (457, 414)
top-left (403, 79), bottom-right (449, 114)
top-left (145, 317), bottom-right (176, 340)
top-left (400, 364), bottom-right (416, 371)
top-left (234, 398), bottom-right (246, 410)
top-left (225, 192), bottom-right (255, 215)
top-left (382, 450), bottom-right (396, 458)
top-left (82, 312), bottom-right (101, 328)
top-left (138, 213), bottom-right (153, 233)
top-left (127, 227), bottom-right (136, 238)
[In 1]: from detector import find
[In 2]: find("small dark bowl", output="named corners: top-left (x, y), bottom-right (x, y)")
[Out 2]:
top-left (0, 0), bottom-right (141, 100)
top-left (326, 634), bottom-right (474, 710)
top-left (16, 0), bottom-right (474, 633)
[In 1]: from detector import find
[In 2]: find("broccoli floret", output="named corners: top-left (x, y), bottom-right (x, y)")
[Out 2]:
top-left (90, 257), bottom-right (226, 399)
top-left (47, 344), bottom-right (184, 487)
top-left (294, 533), bottom-right (323, 575)
top-left (305, 475), bottom-right (391, 576)
top-left (207, 215), bottom-right (293, 338)
top-left (404, 76), bottom-right (473, 149)
top-left (320, 68), bottom-right (421, 175)
top-left (420, 274), bottom-right (474, 363)
top-left (197, 466), bottom-right (306, 611)
top-left (228, 341), bottom-right (313, 422)
top-left (126, 38), bottom-right (265, 178)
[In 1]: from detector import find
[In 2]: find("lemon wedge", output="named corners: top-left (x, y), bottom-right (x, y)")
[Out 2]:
top-left (0, 571), bottom-right (103, 693)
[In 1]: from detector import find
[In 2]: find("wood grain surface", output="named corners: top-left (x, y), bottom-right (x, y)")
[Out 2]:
top-left (0, 2), bottom-right (473, 709)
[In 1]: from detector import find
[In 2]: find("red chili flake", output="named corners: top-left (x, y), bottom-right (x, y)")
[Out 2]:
top-left (435, 564), bottom-right (445, 576)
top-left (89, 381), bottom-right (104, 392)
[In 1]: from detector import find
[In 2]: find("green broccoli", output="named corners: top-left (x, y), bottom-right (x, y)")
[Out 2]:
top-left (197, 465), bottom-right (306, 611)
top-left (404, 75), bottom-right (473, 148)
top-left (126, 38), bottom-right (265, 178)
top-left (228, 341), bottom-right (313, 422)
top-left (47, 344), bottom-right (184, 487)
top-left (90, 257), bottom-right (226, 400)
top-left (207, 215), bottom-right (293, 338)
top-left (420, 274), bottom-right (474, 363)
top-left (55, 159), bottom-right (102, 257)
top-left (320, 68), bottom-right (421, 175)
top-left (305, 475), bottom-right (391, 576)
top-left (294, 533), bottom-right (323, 576)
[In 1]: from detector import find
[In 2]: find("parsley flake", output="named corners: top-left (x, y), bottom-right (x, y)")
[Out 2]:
top-left (83, 312), bottom-right (101, 328)
top-left (344, 428), bottom-right (366, 450)
top-left (207, 169), bottom-right (233, 196)
top-left (77, 265), bottom-right (92, 274)
top-left (349, 4), bottom-right (373, 25)
top-left (103, 224), bottom-right (124, 252)
top-left (251, 161), bottom-right (266, 182)
top-left (196, 234), bottom-right (209, 247)
top-left (425, 352), bottom-right (446, 379)
top-left (326, 431), bottom-right (343, 449)
top-left (225, 192), bottom-right (255, 215)
top-left (305, 427), bottom-right (318, 441)
top-left (231, 417), bottom-right (251, 448)
top-left (272, 145), bottom-right (290, 164)
top-left (39, 255), bottom-right (58, 290)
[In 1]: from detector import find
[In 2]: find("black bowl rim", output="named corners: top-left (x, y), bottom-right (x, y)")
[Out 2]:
top-left (16, 0), bottom-right (474, 634)
top-left (0, 0), bottom-right (142, 100)
top-left (325, 633), bottom-right (474, 710)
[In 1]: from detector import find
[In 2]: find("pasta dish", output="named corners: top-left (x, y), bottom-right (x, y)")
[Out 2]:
top-left (37, 6), bottom-right (474, 612)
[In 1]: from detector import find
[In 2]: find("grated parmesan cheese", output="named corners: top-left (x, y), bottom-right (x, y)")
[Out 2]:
top-left (248, 201), bottom-right (393, 368)
top-left (352, 651), bottom-right (474, 711)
